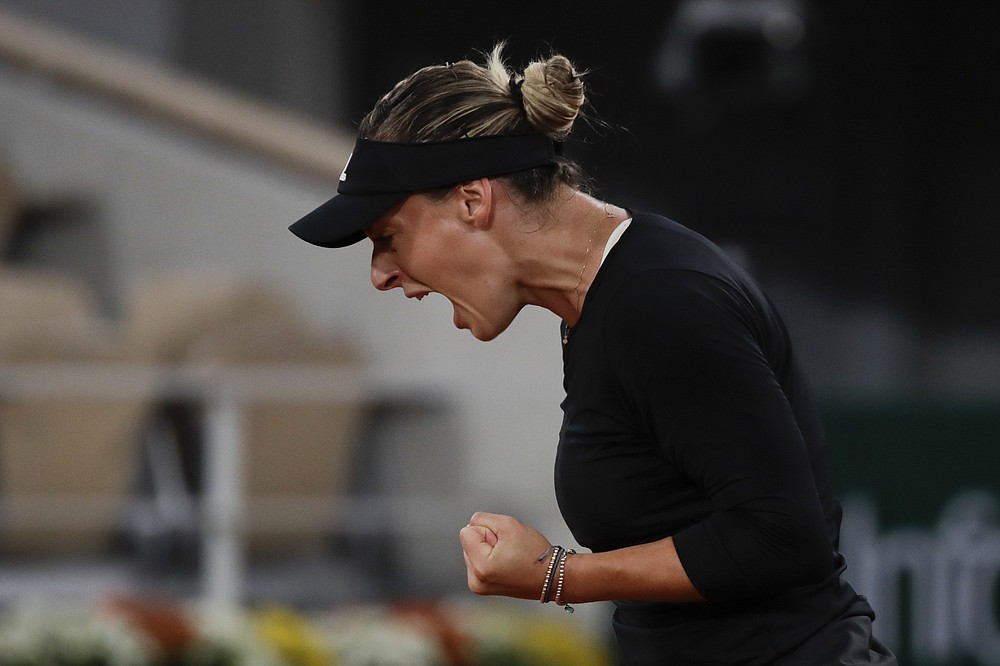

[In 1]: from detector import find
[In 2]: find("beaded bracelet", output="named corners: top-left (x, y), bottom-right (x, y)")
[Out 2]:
top-left (537, 545), bottom-right (563, 603)
top-left (554, 548), bottom-right (576, 613)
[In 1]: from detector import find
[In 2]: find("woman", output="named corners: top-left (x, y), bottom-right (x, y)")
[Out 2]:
top-left (290, 45), bottom-right (896, 665)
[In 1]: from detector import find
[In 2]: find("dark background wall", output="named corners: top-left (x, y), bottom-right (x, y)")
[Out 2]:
top-left (339, 0), bottom-right (999, 335)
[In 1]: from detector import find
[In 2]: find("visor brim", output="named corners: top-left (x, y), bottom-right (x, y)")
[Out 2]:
top-left (288, 191), bottom-right (406, 248)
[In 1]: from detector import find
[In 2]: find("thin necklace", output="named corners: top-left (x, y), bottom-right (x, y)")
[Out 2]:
top-left (563, 202), bottom-right (616, 345)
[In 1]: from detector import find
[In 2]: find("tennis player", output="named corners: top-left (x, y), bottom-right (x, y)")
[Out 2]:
top-left (289, 44), bottom-right (896, 665)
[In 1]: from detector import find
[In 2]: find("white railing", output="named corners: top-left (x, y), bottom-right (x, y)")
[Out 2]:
top-left (0, 362), bottom-right (463, 603)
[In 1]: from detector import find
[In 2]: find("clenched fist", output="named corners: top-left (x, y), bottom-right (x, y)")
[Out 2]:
top-left (459, 512), bottom-right (554, 600)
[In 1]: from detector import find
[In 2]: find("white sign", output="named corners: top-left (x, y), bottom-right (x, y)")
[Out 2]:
top-left (841, 491), bottom-right (1000, 664)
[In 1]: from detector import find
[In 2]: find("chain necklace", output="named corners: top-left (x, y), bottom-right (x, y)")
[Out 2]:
top-left (563, 202), bottom-right (616, 345)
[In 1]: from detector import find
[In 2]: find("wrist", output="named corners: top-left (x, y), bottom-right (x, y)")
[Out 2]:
top-left (537, 545), bottom-right (576, 613)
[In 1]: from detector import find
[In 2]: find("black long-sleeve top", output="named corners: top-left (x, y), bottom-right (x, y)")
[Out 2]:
top-left (555, 213), bottom-right (873, 664)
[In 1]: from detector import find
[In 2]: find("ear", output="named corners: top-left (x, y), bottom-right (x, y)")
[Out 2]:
top-left (455, 178), bottom-right (493, 230)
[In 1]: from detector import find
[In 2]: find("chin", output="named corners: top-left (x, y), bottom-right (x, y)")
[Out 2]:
top-left (456, 305), bottom-right (519, 342)
top-left (464, 319), bottom-right (507, 342)
top-left (470, 328), bottom-right (502, 342)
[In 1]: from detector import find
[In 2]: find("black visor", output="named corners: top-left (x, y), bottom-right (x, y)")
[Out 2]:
top-left (289, 133), bottom-right (561, 248)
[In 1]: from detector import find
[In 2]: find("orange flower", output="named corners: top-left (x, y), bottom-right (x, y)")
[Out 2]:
top-left (104, 594), bottom-right (196, 660)
top-left (392, 602), bottom-right (471, 666)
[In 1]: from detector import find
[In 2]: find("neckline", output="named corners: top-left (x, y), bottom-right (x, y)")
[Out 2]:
top-left (562, 217), bottom-right (633, 345)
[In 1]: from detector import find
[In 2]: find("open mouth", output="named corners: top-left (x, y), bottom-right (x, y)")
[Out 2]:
top-left (404, 289), bottom-right (431, 301)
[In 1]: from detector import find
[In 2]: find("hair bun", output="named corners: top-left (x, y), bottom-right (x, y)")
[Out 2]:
top-left (520, 54), bottom-right (585, 140)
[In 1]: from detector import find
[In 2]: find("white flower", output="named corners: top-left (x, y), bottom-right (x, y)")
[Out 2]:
top-left (0, 602), bottom-right (151, 665)
top-left (188, 601), bottom-right (285, 666)
top-left (318, 607), bottom-right (446, 666)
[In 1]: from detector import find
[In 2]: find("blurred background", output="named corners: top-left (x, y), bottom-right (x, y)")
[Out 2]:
top-left (0, 1), bottom-right (997, 664)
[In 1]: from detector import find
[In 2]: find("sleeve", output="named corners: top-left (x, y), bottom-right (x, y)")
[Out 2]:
top-left (604, 269), bottom-right (834, 603)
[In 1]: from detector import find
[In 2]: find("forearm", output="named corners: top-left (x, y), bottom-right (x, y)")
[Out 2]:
top-left (462, 513), bottom-right (706, 605)
top-left (561, 536), bottom-right (706, 604)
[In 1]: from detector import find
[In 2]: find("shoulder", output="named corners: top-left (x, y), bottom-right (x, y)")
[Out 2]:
top-left (604, 269), bottom-right (747, 354)
top-left (599, 214), bottom-right (751, 325)
top-left (598, 213), bottom-right (748, 298)
top-left (593, 219), bottom-right (779, 371)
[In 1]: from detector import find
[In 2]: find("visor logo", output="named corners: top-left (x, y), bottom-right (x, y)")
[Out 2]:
top-left (339, 153), bottom-right (353, 182)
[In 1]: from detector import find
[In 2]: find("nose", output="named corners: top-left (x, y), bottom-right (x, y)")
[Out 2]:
top-left (370, 250), bottom-right (401, 291)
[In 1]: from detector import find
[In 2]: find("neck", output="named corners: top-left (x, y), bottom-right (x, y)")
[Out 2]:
top-left (508, 188), bottom-right (627, 327)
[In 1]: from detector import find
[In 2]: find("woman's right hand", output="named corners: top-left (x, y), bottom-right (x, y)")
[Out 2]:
top-left (459, 512), bottom-right (553, 600)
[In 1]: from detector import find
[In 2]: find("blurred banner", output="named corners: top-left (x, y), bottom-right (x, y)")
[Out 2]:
top-left (825, 400), bottom-right (1000, 666)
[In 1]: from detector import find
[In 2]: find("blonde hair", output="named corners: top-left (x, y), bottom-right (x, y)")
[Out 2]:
top-left (358, 43), bottom-right (590, 199)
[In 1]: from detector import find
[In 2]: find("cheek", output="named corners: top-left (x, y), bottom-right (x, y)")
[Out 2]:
top-left (412, 235), bottom-right (479, 283)
top-left (406, 241), bottom-right (454, 282)
top-left (404, 222), bottom-right (502, 297)
top-left (452, 256), bottom-right (503, 300)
